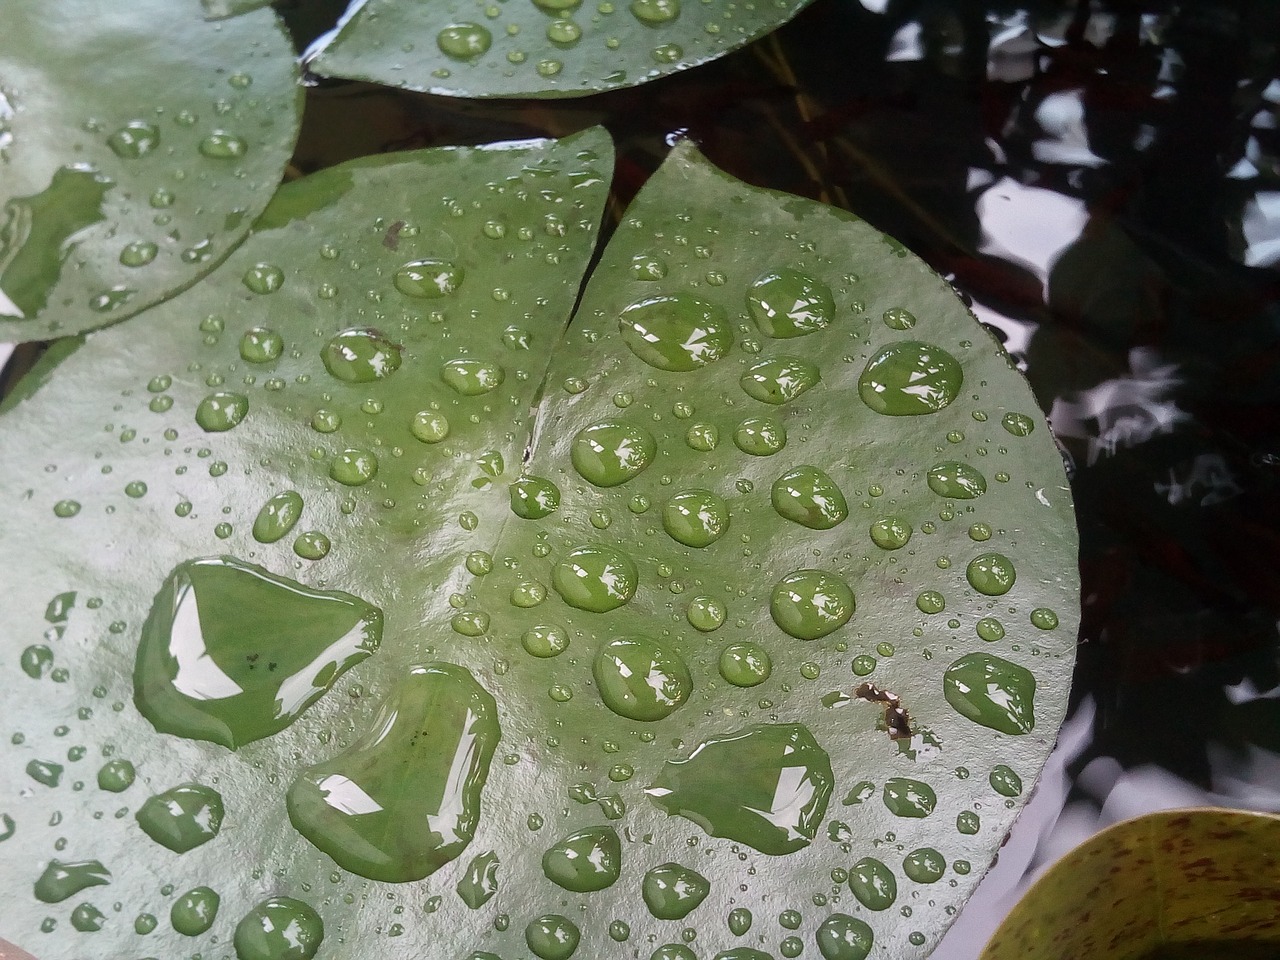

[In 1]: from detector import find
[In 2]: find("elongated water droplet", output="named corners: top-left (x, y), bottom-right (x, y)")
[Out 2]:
top-left (526, 915), bottom-right (580, 960)
top-left (198, 131), bottom-right (247, 160)
top-left (882, 778), bottom-right (935, 817)
top-left (233, 897), bottom-right (323, 960)
top-left (859, 341), bottom-right (962, 416)
top-left (718, 642), bottom-right (771, 687)
top-left (34, 859), bottom-right (110, 903)
top-left (771, 466), bottom-right (847, 529)
top-left (330, 448), bottom-right (378, 486)
top-left (740, 356), bottom-right (821, 405)
top-left (926, 461), bottom-right (987, 499)
top-left (882, 307), bottom-right (916, 330)
top-left (107, 121), bottom-right (160, 158)
top-left (542, 826), bottom-right (621, 892)
top-left (733, 417), bottom-right (786, 456)
top-left (26, 759), bottom-right (62, 786)
top-left (171, 886), bottom-right (220, 936)
top-left (510, 476), bottom-right (561, 519)
top-left (135, 782), bottom-right (224, 852)
top-left (746, 269), bottom-right (834, 338)
top-left (240, 327), bottom-right (284, 363)
top-left (572, 422), bottom-right (656, 486)
top-left (966, 552), bottom-right (1016, 596)
top-left (442, 358), bottom-right (505, 395)
top-left (120, 240), bottom-right (158, 267)
top-left (618, 294), bottom-right (732, 371)
top-left (646, 723), bottom-right (833, 855)
top-left (321, 329), bottom-right (402, 383)
top-left (989, 764), bottom-right (1022, 797)
top-left (1031, 607), bottom-right (1059, 630)
top-left (848, 857), bottom-right (896, 910)
top-left (457, 850), bottom-right (500, 908)
top-left (1001, 412), bottom-right (1035, 436)
top-left (252, 491), bottom-right (303, 544)
top-left (394, 258), bottom-right (464, 298)
top-left (770, 569), bottom-right (854, 640)
top-left (287, 662), bottom-right (499, 882)
top-left (662, 489), bottom-right (729, 547)
top-left (134, 556), bottom-right (382, 748)
top-left (552, 545), bottom-right (638, 612)
top-left (816, 914), bottom-right (874, 960)
top-left (195, 391), bottom-right (248, 432)
top-left (593, 636), bottom-right (691, 721)
top-left (437, 23), bottom-right (493, 59)
top-left (943, 652), bottom-right (1036, 734)
top-left (642, 863), bottom-right (709, 920)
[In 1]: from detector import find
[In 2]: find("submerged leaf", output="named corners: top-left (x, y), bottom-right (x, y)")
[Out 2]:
top-left (0, 0), bottom-right (301, 340)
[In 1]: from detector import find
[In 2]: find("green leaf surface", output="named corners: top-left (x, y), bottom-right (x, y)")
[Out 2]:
top-left (309, 0), bottom-right (815, 98)
top-left (0, 0), bottom-right (302, 341)
top-left (0, 132), bottom-right (1077, 960)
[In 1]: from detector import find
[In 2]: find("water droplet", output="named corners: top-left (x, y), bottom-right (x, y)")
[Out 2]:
top-left (545, 18), bottom-right (583, 42)
top-left (120, 240), bottom-right (158, 267)
top-left (466, 551), bottom-right (494, 576)
top-left (34, 860), bottom-right (110, 903)
top-left (240, 327), bottom-right (284, 363)
top-left (642, 863), bottom-right (709, 920)
top-left (198, 131), bottom-right (248, 159)
top-left (253, 491), bottom-right (304, 544)
top-left (740, 356), bottom-right (821, 405)
top-left (966, 552), bottom-right (1016, 596)
top-left (976, 617), bottom-right (1005, 642)
top-left (728, 907), bottom-right (753, 935)
top-left (618, 294), bottom-right (732, 371)
top-left (630, 253), bottom-right (668, 280)
top-left (394, 259), bottom-right (465, 298)
top-left (652, 946), bottom-right (697, 960)
top-left (536, 58), bottom-right (564, 77)
top-left (718, 642), bottom-right (771, 687)
top-left (69, 902), bottom-right (105, 932)
top-left (1001, 412), bottom-right (1035, 436)
top-left (957, 810), bottom-right (980, 834)
top-left (572, 422), bottom-right (656, 487)
top-left (915, 590), bottom-right (945, 614)
top-left (969, 522), bottom-right (992, 541)
top-left (846, 857), bottom-right (896, 911)
top-left (902, 847), bottom-right (945, 883)
top-left (53, 499), bottom-right (81, 518)
top-left (522, 624), bottom-right (570, 658)
top-left (662, 489), bottom-right (729, 548)
top-left (294, 531), bottom-right (331, 561)
top-left (630, 0), bottom-right (679, 21)
top-left (943, 652), bottom-right (1036, 734)
top-left (815, 914), bottom-right (874, 960)
top-left (452, 610), bottom-right (490, 636)
top-left (287, 662), bottom-right (499, 882)
top-left (107, 120), bottom-right (160, 158)
top-left (330, 448), bottom-right (378, 486)
top-left (97, 759), bottom-right (135, 792)
top-left (646, 723), bottom-right (832, 854)
top-left (134, 556), bottom-right (382, 748)
top-left (684, 422), bottom-right (718, 452)
top-left (171, 886), bottom-right (220, 936)
top-left (869, 516), bottom-right (912, 550)
top-left (525, 914), bottom-right (580, 960)
top-left (746, 269), bottom-right (834, 338)
top-left (442, 358), bottom-right (505, 395)
top-left (686, 596), bottom-right (726, 632)
top-left (26, 758), bottom-right (61, 786)
top-left (134, 913), bottom-right (157, 934)
top-left (989, 764), bottom-right (1022, 797)
top-left (411, 410), bottom-right (450, 444)
top-left (882, 778), bottom-right (935, 818)
top-left (1030, 607), bottom-right (1059, 630)
top-left (511, 580), bottom-right (547, 607)
top-left (733, 417), bottom-right (787, 456)
top-left (594, 636), bottom-right (691, 721)
top-left (770, 570), bottom-right (854, 640)
top-left (20, 644), bottom-right (53, 678)
top-left (322, 329), bottom-right (402, 383)
top-left (136, 782), bottom-right (223, 852)
top-left (553, 545), bottom-right (638, 612)
top-left (542, 826), bottom-right (621, 892)
top-left (233, 897), bottom-right (323, 960)
top-left (858, 341), bottom-right (963, 416)
top-left (457, 850), bottom-right (500, 908)
top-left (881, 307), bottom-right (916, 330)
top-left (195, 391), bottom-right (248, 432)
top-left (926, 461), bottom-right (987, 499)
top-left (510, 476), bottom-right (561, 519)
top-left (770, 466), bottom-right (847, 530)
top-left (242, 262), bottom-right (284, 294)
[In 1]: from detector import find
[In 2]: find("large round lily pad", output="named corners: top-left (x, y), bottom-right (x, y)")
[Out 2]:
top-left (0, 132), bottom-right (1077, 960)
top-left (0, 0), bottom-right (301, 341)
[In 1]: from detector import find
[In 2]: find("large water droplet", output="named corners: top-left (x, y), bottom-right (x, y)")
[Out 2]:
top-left (572, 422), bottom-right (656, 487)
top-left (943, 652), bottom-right (1036, 734)
top-left (770, 570), bottom-right (854, 640)
top-left (740, 355), bottom-right (821, 405)
top-left (171, 886), bottom-right (220, 936)
top-left (926, 461), bottom-right (987, 499)
top-left (252, 491), bottom-right (304, 544)
top-left (882, 778), bottom-right (936, 818)
top-left (437, 23), bottom-right (493, 59)
top-left (552, 546), bottom-right (638, 612)
top-left (135, 782), bottom-right (224, 852)
top-left (510, 476), bottom-right (561, 519)
top-left (662, 489), bottom-right (729, 548)
top-left (593, 636), bottom-right (692, 721)
top-left (134, 556), bottom-right (382, 748)
top-left (394, 258), bottom-right (465, 298)
top-left (457, 850), bottom-right (500, 908)
top-left (240, 327), bottom-right (285, 363)
top-left (321, 329), bottom-right (402, 383)
top-left (442, 358), bottom-right (505, 395)
top-left (107, 120), bottom-right (160, 158)
top-left (746, 269), bottom-right (835, 338)
top-left (618, 294), bottom-right (732, 371)
top-left (287, 662), bottom-right (499, 882)
top-left (815, 914), bottom-right (874, 960)
top-left (733, 417), bottom-right (787, 456)
top-left (33, 859), bottom-right (110, 903)
top-left (642, 863), bottom-right (709, 920)
top-left (646, 723), bottom-right (833, 855)
top-left (195, 391), bottom-right (248, 432)
top-left (966, 552), bottom-right (1016, 595)
top-left (771, 466), bottom-right (847, 529)
top-left (848, 857), bottom-right (896, 910)
top-left (542, 826), bottom-right (621, 892)
top-left (233, 897), bottom-right (323, 960)
top-left (526, 915), bottom-right (580, 960)
top-left (858, 341), bottom-right (963, 415)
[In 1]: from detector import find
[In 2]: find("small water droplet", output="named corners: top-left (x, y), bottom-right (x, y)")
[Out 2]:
top-left (1001, 412), bottom-right (1035, 436)
top-left (728, 906), bottom-right (753, 936)
top-left (869, 516), bottom-right (912, 550)
top-left (521, 624), bottom-right (570, 658)
top-left (410, 410), bottom-right (450, 444)
top-left (34, 860), bottom-right (111, 903)
top-left (630, 253), bottom-right (668, 280)
top-left (97, 759), bottom-right (135, 792)
top-left (989, 764), bottom-right (1022, 797)
top-left (546, 18), bottom-right (583, 43)
top-left (242, 262), bottom-right (284, 294)
top-left (330, 448), bottom-right (379, 486)
top-left (902, 847), bottom-right (945, 883)
top-left (195, 391), bottom-right (248, 432)
top-left (294, 531), bottom-right (331, 561)
top-left (816, 913), bottom-right (875, 960)
top-left (240, 327), bottom-right (285, 363)
top-left (394, 259), bottom-right (465, 298)
top-left (642, 863), bottom-right (709, 920)
top-left (171, 886), bottom-right (220, 936)
top-left (107, 120), bottom-right (160, 158)
top-left (1030, 607), bottom-right (1059, 630)
top-left (966, 552), bottom-right (1016, 596)
top-left (525, 914), bottom-right (580, 960)
top-left (53, 499), bottom-right (81, 518)
top-left (119, 240), bottom-right (158, 267)
top-left (442, 358), bottom-right (505, 395)
top-left (943, 652), bottom-right (1036, 734)
top-left (686, 596), bottom-right (726, 632)
top-left (915, 590), bottom-right (945, 614)
top-left (976, 617), bottom-right (1005, 642)
top-left (510, 476), bottom-right (561, 519)
top-left (457, 850), bottom-right (501, 908)
top-left (552, 545), bottom-right (638, 612)
top-left (882, 778), bottom-right (935, 818)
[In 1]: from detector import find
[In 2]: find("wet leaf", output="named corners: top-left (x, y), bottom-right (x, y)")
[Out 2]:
top-left (0, 134), bottom-right (1077, 960)
top-left (0, 0), bottom-right (302, 341)
top-left (309, 0), bottom-right (816, 98)
top-left (981, 809), bottom-right (1280, 960)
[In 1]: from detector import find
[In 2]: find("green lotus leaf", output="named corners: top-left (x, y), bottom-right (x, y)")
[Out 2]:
top-left (981, 809), bottom-right (1280, 960)
top-left (0, 132), bottom-right (1078, 960)
top-left (309, 0), bottom-right (816, 98)
top-left (0, 0), bottom-right (302, 341)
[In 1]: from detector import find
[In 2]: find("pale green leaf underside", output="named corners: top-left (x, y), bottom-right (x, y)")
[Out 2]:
top-left (310, 0), bottom-right (815, 98)
top-left (0, 131), bottom-right (1077, 960)
top-left (0, 0), bottom-right (301, 342)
